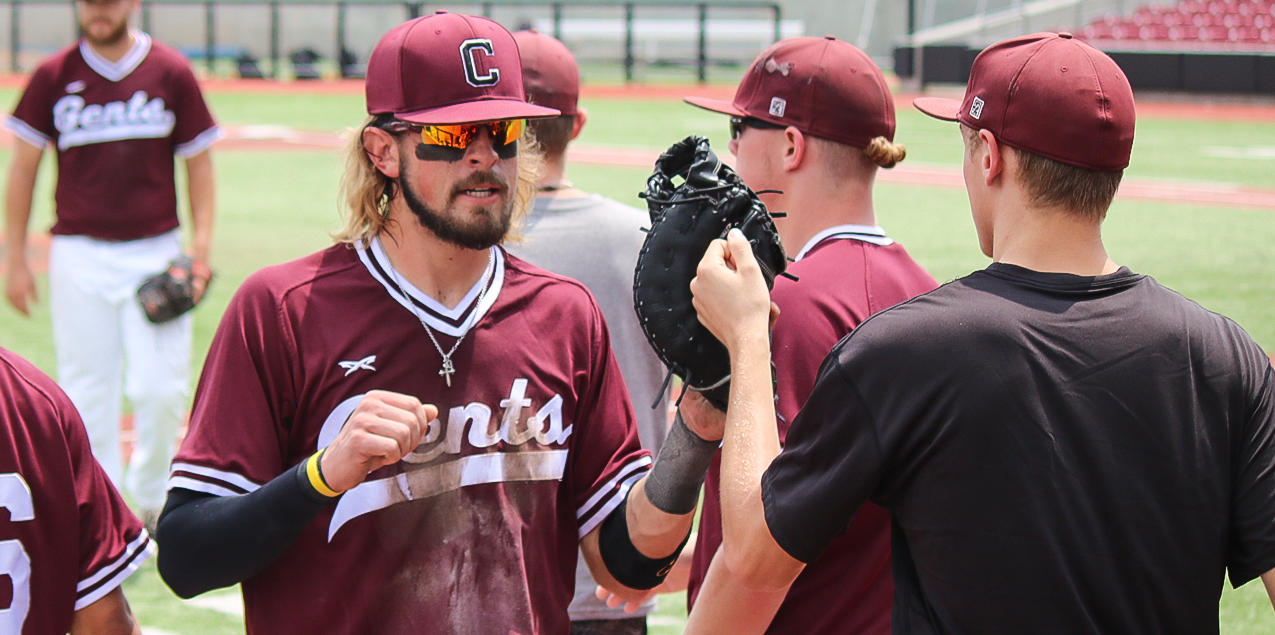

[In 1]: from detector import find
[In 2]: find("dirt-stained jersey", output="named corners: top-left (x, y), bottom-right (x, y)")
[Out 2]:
top-left (0, 348), bottom-right (153, 635)
top-left (170, 240), bottom-right (652, 635)
top-left (6, 31), bottom-right (220, 241)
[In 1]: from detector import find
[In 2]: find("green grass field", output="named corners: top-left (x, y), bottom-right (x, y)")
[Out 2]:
top-left (1, 85), bottom-right (1274, 633)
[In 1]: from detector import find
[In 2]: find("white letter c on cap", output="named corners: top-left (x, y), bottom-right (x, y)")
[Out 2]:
top-left (460, 39), bottom-right (500, 87)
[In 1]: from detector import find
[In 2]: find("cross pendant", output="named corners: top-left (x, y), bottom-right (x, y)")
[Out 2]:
top-left (439, 358), bottom-right (455, 387)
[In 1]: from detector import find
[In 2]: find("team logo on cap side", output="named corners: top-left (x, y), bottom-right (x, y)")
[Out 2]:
top-left (769, 97), bottom-right (787, 118)
top-left (970, 96), bottom-right (985, 120)
top-left (460, 38), bottom-right (501, 87)
top-left (764, 57), bottom-right (794, 76)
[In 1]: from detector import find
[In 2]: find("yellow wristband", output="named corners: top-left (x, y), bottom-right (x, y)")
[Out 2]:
top-left (306, 450), bottom-right (341, 498)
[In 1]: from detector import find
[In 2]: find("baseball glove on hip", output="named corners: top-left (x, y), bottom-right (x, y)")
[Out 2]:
top-left (633, 135), bottom-right (788, 411)
top-left (137, 256), bottom-right (211, 324)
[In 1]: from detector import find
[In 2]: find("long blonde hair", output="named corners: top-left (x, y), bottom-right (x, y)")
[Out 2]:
top-left (334, 115), bottom-right (543, 246)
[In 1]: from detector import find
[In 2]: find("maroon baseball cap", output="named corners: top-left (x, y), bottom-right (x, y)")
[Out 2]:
top-left (365, 11), bottom-right (559, 124)
top-left (684, 36), bottom-right (894, 147)
top-left (914, 32), bottom-right (1135, 171)
top-left (512, 30), bottom-right (579, 116)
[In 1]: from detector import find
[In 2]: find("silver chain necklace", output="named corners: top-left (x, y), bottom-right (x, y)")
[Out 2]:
top-left (387, 248), bottom-right (494, 388)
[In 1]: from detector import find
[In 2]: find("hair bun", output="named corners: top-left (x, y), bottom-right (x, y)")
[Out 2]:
top-left (864, 136), bottom-right (906, 169)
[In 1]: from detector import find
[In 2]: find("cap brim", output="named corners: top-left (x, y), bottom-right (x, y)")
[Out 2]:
top-left (913, 97), bottom-right (962, 122)
top-left (396, 99), bottom-right (560, 125)
top-left (683, 96), bottom-right (748, 118)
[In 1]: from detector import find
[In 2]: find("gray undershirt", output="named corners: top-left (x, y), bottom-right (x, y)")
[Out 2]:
top-left (506, 193), bottom-right (668, 620)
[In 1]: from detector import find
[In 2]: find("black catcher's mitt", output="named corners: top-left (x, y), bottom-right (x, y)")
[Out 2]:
top-left (137, 256), bottom-right (210, 324)
top-left (633, 135), bottom-right (788, 411)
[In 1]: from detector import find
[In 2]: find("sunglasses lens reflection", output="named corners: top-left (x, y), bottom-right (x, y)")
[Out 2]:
top-left (502, 119), bottom-right (525, 145)
top-left (419, 120), bottom-right (525, 149)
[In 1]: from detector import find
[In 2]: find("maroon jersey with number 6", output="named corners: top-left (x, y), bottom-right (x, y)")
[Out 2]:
top-left (6, 32), bottom-right (220, 241)
top-left (171, 241), bottom-right (651, 635)
top-left (689, 229), bottom-right (938, 634)
top-left (0, 349), bottom-right (153, 635)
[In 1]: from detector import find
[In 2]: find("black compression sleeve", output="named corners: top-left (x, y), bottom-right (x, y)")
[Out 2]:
top-left (156, 461), bottom-right (336, 598)
top-left (598, 496), bottom-right (691, 590)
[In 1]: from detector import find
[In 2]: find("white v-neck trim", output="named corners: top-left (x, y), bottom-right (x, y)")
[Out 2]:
top-left (793, 224), bottom-right (894, 262)
top-left (80, 31), bottom-right (151, 82)
top-left (357, 237), bottom-right (504, 338)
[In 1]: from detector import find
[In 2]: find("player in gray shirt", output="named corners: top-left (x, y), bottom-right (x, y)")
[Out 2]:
top-left (515, 193), bottom-right (669, 457)
top-left (506, 30), bottom-right (674, 634)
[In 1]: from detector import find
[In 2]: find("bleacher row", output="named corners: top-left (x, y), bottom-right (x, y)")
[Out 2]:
top-left (1080, 1), bottom-right (1274, 44)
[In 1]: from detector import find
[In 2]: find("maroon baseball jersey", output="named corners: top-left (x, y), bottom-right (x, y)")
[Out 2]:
top-left (6, 32), bottom-right (220, 241)
top-left (170, 240), bottom-right (651, 635)
top-left (0, 348), bottom-right (153, 635)
top-left (689, 227), bottom-right (938, 634)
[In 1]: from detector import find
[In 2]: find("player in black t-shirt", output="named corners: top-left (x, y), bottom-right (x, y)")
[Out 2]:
top-left (685, 32), bottom-right (1275, 635)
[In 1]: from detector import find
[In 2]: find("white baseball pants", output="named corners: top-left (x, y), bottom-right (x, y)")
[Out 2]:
top-left (48, 231), bottom-right (191, 511)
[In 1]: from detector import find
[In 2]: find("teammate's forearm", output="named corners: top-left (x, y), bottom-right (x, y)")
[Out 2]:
top-left (69, 587), bottom-right (140, 635)
top-left (589, 488), bottom-right (692, 595)
top-left (719, 335), bottom-right (799, 589)
top-left (626, 477), bottom-right (695, 558)
top-left (4, 143), bottom-right (41, 267)
top-left (602, 405), bottom-right (718, 562)
top-left (585, 478), bottom-right (696, 596)
top-left (3, 196), bottom-right (30, 265)
top-left (156, 460), bottom-right (335, 598)
top-left (685, 545), bottom-right (789, 635)
top-left (184, 151), bottom-right (215, 263)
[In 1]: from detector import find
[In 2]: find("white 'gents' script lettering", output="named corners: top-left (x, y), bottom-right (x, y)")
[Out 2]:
top-left (324, 378), bottom-right (573, 539)
top-left (52, 90), bottom-right (176, 150)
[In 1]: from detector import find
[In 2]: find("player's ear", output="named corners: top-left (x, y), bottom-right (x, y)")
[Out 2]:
top-left (781, 126), bottom-right (806, 172)
top-left (979, 129), bottom-right (1004, 185)
top-left (570, 108), bottom-right (588, 141)
top-left (363, 127), bottom-right (401, 179)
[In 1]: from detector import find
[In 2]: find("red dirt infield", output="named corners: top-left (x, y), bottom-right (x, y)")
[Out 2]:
top-left (1, 120), bottom-right (1272, 213)
top-left (1, 73), bottom-right (1272, 121)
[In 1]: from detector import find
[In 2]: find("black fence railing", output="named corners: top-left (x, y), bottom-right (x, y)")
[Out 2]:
top-left (894, 43), bottom-right (1275, 94)
top-left (6, 0), bottom-right (782, 82)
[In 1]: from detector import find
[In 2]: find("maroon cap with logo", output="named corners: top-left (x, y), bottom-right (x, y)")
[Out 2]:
top-left (512, 30), bottom-right (579, 116)
top-left (684, 36), bottom-right (894, 147)
top-left (914, 32), bottom-right (1135, 171)
top-left (365, 11), bottom-right (559, 124)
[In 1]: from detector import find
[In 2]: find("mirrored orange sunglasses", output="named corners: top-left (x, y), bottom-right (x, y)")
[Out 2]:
top-left (385, 119), bottom-right (525, 149)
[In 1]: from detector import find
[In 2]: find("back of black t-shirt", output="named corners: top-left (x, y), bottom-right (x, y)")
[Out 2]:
top-left (761, 263), bottom-right (1275, 635)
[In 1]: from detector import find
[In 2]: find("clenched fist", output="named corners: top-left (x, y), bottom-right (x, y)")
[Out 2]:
top-left (319, 390), bottom-right (437, 492)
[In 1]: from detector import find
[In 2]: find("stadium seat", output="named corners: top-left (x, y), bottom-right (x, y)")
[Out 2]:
top-left (1236, 25), bottom-right (1263, 39)
top-left (1080, 0), bottom-right (1275, 45)
top-left (1201, 24), bottom-right (1229, 38)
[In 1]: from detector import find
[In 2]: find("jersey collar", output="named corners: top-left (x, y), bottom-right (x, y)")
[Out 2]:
top-left (80, 30), bottom-right (151, 82)
top-left (793, 224), bottom-right (894, 262)
top-left (357, 237), bottom-right (504, 338)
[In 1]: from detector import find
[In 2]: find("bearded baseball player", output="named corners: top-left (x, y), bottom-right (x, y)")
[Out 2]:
top-left (155, 13), bottom-right (705, 634)
top-left (689, 32), bottom-right (1275, 633)
top-left (4, 0), bottom-right (220, 527)
top-left (677, 37), bottom-right (937, 635)
top-left (0, 346), bottom-right (154, 635)
top-left (505, 29), bottom-right (676, 634)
